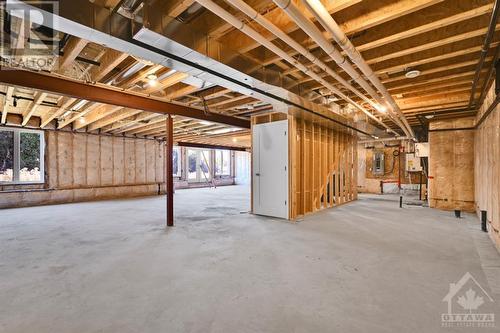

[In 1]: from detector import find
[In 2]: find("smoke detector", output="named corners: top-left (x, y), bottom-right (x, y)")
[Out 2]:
top-left (405, 69), bottom-right (421, 79)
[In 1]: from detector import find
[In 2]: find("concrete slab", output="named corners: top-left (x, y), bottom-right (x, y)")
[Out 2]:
top-left (0, 186), bottom-right (499, 333)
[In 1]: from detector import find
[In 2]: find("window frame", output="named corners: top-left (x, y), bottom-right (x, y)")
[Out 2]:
top-left (0, 127), bottom-right (45, 185)
top-left (172, 146), bottom-right (181, 177)
top-left (215, 149), bottom-right (231, 177)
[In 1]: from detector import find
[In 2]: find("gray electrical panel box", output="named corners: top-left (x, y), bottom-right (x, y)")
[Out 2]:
top-left (372, 151), bottom-right (385, 176)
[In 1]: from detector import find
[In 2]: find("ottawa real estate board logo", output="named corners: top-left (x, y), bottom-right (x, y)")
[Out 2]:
top-left (0, 1), bottom-right (60, 71)
top-left (442, 272), bottom-right (495, 328)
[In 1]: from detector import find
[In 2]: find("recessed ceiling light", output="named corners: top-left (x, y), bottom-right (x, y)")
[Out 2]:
top-left (79, 117), bottom-right (86, 124)
top-left (405, 69), bottom-right (421, 79)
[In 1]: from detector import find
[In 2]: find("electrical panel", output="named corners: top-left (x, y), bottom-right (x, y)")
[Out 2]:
top-left (415, 143), bottom-right (429, 157)
top-left (372, 151), bottom-right (385, 175)
top-left (406, 153), bottom-right (422, 172)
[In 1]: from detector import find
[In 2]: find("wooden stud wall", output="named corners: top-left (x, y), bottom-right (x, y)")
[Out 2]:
top-left (475, 85), bottom-right (500, 248)
top-left (289, 117), bottom-right (357, 220)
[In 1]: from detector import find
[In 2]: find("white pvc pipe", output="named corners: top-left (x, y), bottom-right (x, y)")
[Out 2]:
top-left (223, 0), bottom-right (399, 135)
top-left (303, 0), bottom-right (415, 139)
top-left (195, 0), bottom-right (393, 131)
top-left (272, 0), bottom-right (411, 138)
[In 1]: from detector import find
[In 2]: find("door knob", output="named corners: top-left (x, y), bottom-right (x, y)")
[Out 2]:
top-left (255, 173), bottom-right (261, 176)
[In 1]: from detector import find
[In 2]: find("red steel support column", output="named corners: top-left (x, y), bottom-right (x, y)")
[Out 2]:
top-left (166, 115), bottom-right (174, 227)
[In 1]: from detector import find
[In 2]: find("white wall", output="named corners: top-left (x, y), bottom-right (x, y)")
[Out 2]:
top-left (235, 151), bottom-right (250, 185)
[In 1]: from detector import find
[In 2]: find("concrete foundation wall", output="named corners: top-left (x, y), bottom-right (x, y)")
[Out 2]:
top-left (475, 85), bottom-right (500, 249)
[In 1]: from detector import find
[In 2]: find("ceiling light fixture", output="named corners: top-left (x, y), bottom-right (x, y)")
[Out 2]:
top-left (79, 117), bottom-right (86, 124)
top-left (425, 114), bottom-right (435, 119)
top-left (405, 69), bottom-right (421, 79)
top-left (147, 74), bottom-right (158, 87)
top-left (376, 104), bottom-right (387, 113)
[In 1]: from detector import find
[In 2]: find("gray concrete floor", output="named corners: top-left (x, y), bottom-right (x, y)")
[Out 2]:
top-left (1, 186), bottom-right (499, 333)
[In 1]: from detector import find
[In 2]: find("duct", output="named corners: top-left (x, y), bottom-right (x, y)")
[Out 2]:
top-left (302, 0), bottom-right (415, 139)
top-left (219, 0), bottom-right (399, 136)
top-left (6, 0), bottom-right (385, 137)
top-left (272, 0), bottom-right (411, 138)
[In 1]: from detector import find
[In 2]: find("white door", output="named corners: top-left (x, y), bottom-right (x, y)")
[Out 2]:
top-left (252, 120), bottom-right (289, 219)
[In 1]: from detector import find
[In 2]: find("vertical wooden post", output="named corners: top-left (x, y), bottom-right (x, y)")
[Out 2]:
top-left (166, 115), bottom-right (174, 227)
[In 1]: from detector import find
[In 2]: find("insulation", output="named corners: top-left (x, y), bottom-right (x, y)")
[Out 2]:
top-left (475, 85), bottom-right (500, 249)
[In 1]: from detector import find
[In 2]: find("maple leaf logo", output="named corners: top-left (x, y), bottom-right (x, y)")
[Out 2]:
top-left (457, 288), bottom-right (484, 313)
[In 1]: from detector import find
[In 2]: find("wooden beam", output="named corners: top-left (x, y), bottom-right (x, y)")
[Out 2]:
top-left (376, 43), bottom-right (499, 75)
top-left (40, 97), bottom-right (76, 128)
top-left (87, 108), bottom-right (142, 131)
top-left (106, 113), bottom-right (160, 133)
top-left (166, 85), bottom-right (199, 100)
top-left (255, 0), bottom-right (443, 68)
top-left (59, 37), bottom-right (88, 69)
top-left (367, 25), bottom-right (500, 65)
top-left (358, 4), bottom-right (493, 52)
top-left (381, 58), bottom-right (492, 84)
top-left (220, 0), bottom-right (364, 54)
top-left (73, 104), bottom-right (123, 130)
top-left (168, 0), bottom-right (195, 17)
top-left (0, 70), bottom-right (250, 128)
top-left (144, 72), bottom-right (189, 94)
top-left (1, 87), bottom-right (14, 124)
top-left (90, 49), bottom-right (129, 82)
top-left (57, 102), bottom-right (100, 129)
top-left (22, 92), bottom-right (47, 126)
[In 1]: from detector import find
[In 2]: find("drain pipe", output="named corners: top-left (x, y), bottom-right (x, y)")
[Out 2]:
top-left (468, 0), bottom-right (500, 109)
top-left (303, 0), bottom-right (415, 139)
top-left (272, 0), bottom-right (411, 138)
top-left (195, 0), bottom-right (393, 130)
top-left (222, 0), bottom-right (398, 135)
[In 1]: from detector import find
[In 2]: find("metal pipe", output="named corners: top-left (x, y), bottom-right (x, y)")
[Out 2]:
top-left (358, 136), bottom-right (408, 144)
top-left (481, 210), bottom-right (488, 232)
top-left (166, 115), bottom-right (174, 227)
top-left (223, 0), bottom-right (399, 136)
top-left (477, 45), bottom-right (500, 106)
top-left (272, 0), bottom-right (411, 138)
top-left (302, 0), bottom-right (414, 139)
top-left (468, 0), bottom-right (500, 109)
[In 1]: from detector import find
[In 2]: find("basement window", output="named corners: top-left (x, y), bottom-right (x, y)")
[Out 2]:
top-left (173, 146), bottom-right (181, 177)
top-left (215, 150), bottom-right (231, 176)
top-left (0, 127), bottom-right (44, 184)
